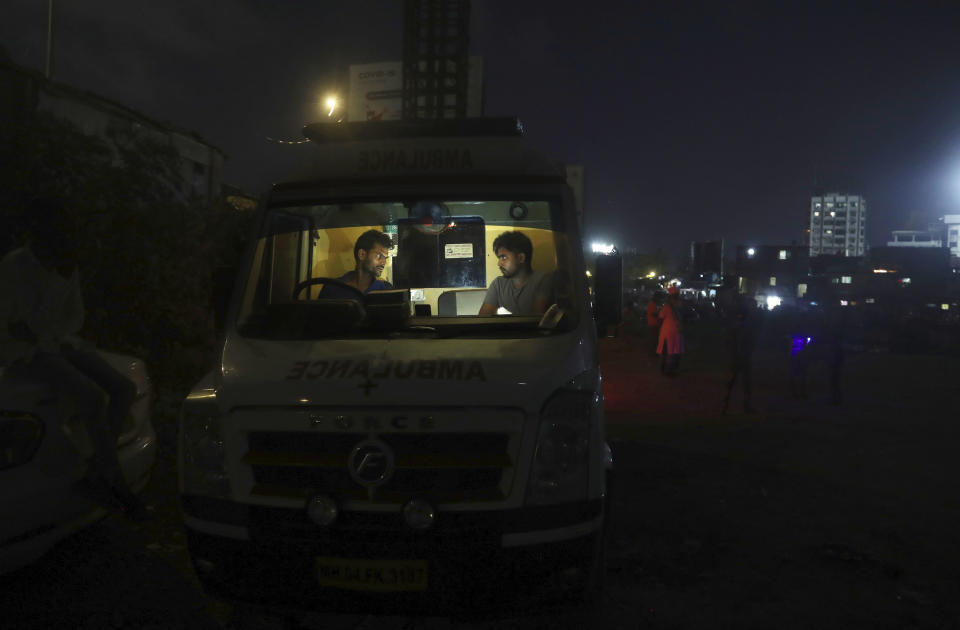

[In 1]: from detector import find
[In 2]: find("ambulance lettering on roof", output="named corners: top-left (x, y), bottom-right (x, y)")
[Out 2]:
top-left (286, 359), bottom-right (486, 382)
top-left (357, 148), bottom-right (474, 173)
top-left (284, 120), bottom-right (565, 187)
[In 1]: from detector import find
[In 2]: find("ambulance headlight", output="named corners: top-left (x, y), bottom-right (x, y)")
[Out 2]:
top-left (526, 387), bottom-right (595, 506)
top-left (180, 400), bottom-right (231, 499)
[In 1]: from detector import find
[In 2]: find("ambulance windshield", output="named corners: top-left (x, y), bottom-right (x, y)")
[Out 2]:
top-left (236, 198), bottom-right (581, 338)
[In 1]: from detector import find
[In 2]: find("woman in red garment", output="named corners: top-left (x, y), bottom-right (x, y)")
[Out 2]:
top-left (657, 287), bottom-right (685, 375)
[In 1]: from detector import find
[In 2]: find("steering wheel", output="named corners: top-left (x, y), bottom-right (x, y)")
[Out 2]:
top-left (292, 277), bottom-right (365, 301)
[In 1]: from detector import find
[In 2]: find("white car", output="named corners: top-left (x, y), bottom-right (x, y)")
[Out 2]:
top-left (0, 349), bottom-right (157, 574)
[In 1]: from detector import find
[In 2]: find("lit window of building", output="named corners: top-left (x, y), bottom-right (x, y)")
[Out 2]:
top-left (769, 277), bottom-right (776, 286)
top-left (841, 276), bottom-right (852, 284)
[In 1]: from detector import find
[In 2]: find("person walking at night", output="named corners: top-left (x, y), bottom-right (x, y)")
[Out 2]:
top-left (823, 299), bottom-right (846, 406)
top-left (0, 198), bottom-right (150, 520)
top-left (789, 289), bottom-right (845, 404)
top-left (788, 307), bottom-right (815, 400)
top-left (722, 294), bottom-right (762, 413)
top-left (646, 291), bottom-right (663, 356)
top-left (657, 287), bottom-right (685, 375)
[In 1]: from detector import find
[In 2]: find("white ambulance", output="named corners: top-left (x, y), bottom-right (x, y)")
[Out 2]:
top-left (179, 118), bottom-right (611, 615)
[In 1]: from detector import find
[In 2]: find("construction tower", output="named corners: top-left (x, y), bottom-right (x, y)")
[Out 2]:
top-left (402, 0), bottom-right (471, 120)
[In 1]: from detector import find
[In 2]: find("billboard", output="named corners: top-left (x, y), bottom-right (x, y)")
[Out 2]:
top-left (348, 62), bottom-right (403, 122)
top-left (348, 57), bottom-right (484, 121)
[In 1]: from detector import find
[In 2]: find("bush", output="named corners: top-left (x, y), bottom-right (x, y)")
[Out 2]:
top-left (1, 112), bottom-right (251, 390)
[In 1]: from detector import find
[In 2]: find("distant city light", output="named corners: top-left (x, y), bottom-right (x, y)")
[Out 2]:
top-left (747, 247), bottom-right (756, 257)
top-left (646, 271), bottom-right (657, 278)
top-left (591, 242), bottom-right (615, 254)
top-left (765, 295), bottom-right (781, 309)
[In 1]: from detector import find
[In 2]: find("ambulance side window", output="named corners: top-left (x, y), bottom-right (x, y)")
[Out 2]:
top-left (266, 212), bottom-right (312, 302)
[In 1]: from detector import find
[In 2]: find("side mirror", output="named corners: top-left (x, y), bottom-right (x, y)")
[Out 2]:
top-left (593, 253), bottom-right (623, 334)
top-left (213, 266), bottom-right (237, 330)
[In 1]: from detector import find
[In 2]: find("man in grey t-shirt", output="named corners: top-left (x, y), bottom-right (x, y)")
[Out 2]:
top-left (479, 231), bottom-right (553, 316)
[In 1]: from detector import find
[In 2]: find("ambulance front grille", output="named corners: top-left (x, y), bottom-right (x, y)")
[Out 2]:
top-left (243, 431), bottom-right (514, 504)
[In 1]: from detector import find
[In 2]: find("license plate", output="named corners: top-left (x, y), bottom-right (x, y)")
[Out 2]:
top-left (316, 557), bottom-right (429, 592)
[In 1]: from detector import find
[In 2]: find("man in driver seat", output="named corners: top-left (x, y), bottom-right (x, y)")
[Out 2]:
top-left (479, 231), bottom-right (553, 316)
top-left (320, 229), bottom-right (393, 298)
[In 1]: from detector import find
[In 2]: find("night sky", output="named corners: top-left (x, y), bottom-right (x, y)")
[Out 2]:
top-left (4, 1), bottom-right (960, 261)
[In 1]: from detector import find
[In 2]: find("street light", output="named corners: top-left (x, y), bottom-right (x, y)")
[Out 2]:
top-left (324, 95), bottom-right (339, 117)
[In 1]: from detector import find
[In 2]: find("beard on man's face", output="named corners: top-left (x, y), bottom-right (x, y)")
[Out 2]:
top-left (363, 258), bottom-right (383, 278)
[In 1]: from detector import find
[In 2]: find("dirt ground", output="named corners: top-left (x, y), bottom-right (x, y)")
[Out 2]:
top-left (3, 319), bottom-right (959, 629)
top-left (599, 321), bottom-right (960, 629)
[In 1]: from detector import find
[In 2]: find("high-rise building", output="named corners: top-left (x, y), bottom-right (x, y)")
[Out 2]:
top-left (402, 0), bottom-right (472, 120)
top-left (347, 0), bottom-right (483, 122)
top-left (809, 193), bottom-right (867, 257)
top-left (943, 214), bottom-right (960, 265)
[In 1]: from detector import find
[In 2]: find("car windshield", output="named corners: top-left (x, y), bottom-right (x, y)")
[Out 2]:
top-left (236, 198), bottom-right (580, 339)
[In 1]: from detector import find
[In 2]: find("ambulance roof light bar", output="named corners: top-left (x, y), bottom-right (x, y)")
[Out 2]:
top-left (302, 117), bottom-right (524, 144)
